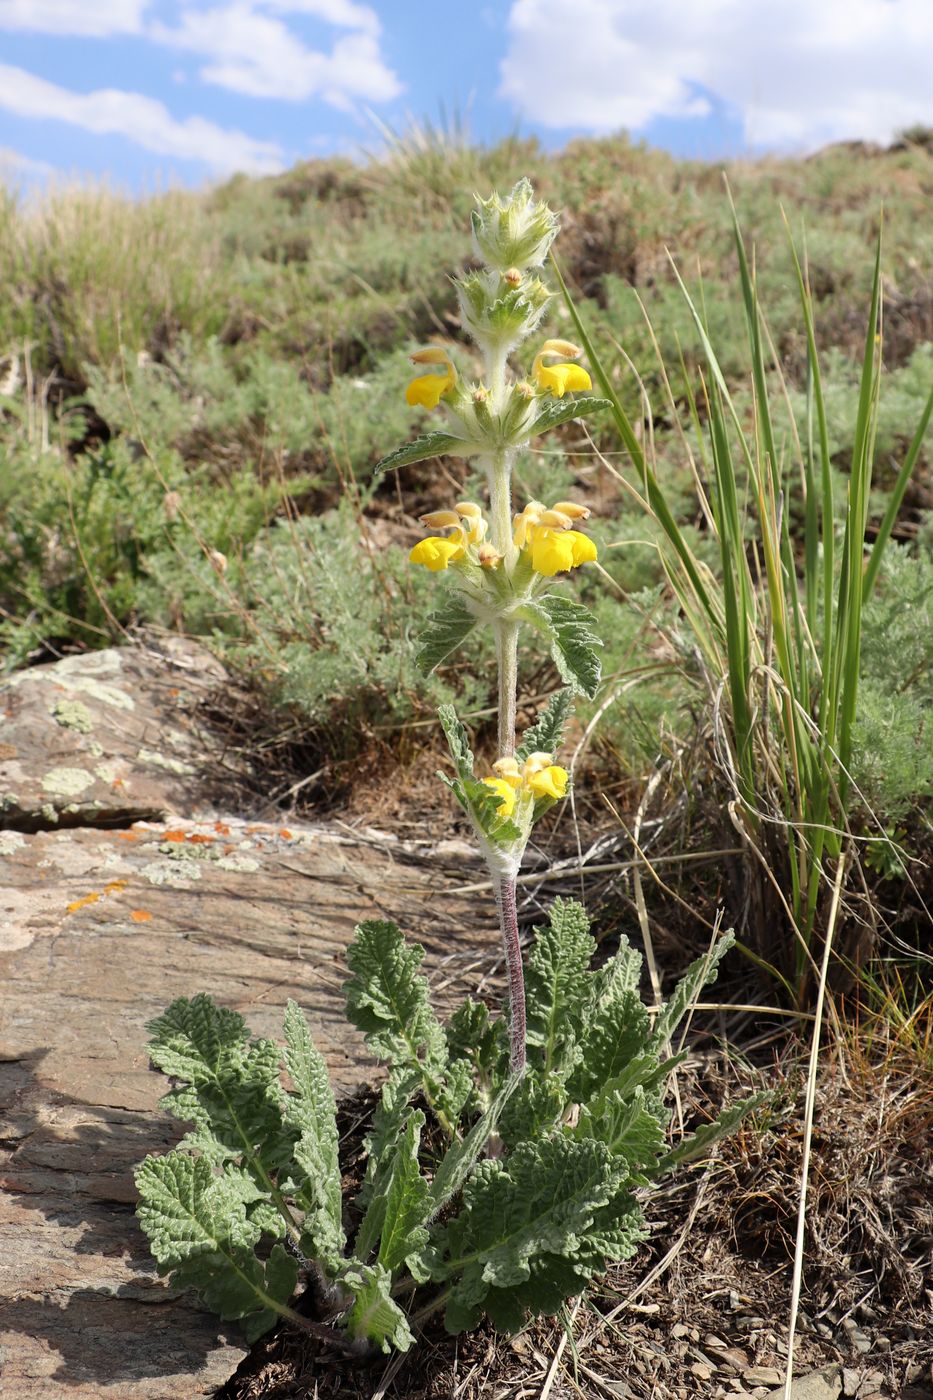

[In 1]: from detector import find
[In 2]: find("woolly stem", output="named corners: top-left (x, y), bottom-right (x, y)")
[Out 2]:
top-left (495, 874), bottom-right (526, 1075)
top-left (495, 618), bottom-right (519, 758)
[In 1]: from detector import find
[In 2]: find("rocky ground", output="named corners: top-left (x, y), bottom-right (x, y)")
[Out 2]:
top-left (1, 642), bottom-right (930, 1400)
top-left (0, 640), bottom-right (498, 1399)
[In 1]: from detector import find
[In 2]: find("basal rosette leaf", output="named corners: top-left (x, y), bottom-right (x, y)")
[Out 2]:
top-left (342, 1262), bottom-right (414, 1353)
top-left (345, 921), bottom-right (467, 1127)
top-left (445, 997), bottom-right (508, 1087)
top-left (649, 933), bottom-right (735, 1053)
top-left (135, 1152), bottom-right (298, 1343)
top-left (375, 1110), bottom-right (432, 1273)
top-left (566, 989), bottom-right (653, 1104)
top-left (345, 921), bottom-right (448, 1072)
top-left (146, 995), bottom-right (293, 1179)
top-left (652, 1091), bottom-right (771, 1177)
top-left (574, 1085), bottom-right (667, 1180)
top-left (523, 898), bottom-right (594, 1073)
top-left (280, 999), bottom-right (345, 1269)
top-left (434, 1135), bottom-right (624, 1335)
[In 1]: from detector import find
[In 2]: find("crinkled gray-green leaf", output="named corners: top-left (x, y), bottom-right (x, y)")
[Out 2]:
top-left (280, 999), bottom-right (345, 1269)
top-left (374, 431), bottom-right (478, 477)
top-left (417, 595), bottom-right (478, 675)
top-left (516, 687), bottom-right (574, 763)
top-left (527, 594), bottom-right (603, 699)
top-left (135, 1152), bottom-right (298, 1343)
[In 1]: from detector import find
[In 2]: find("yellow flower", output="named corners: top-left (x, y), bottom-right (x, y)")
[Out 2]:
top-left (532, 339), bottom-right (592, 398)
top-left (405, 346), bottom-right (456, 410)
top-left (485, 752), bottom-right (570, 818)
top-left (513, 500), bottom-right (546, 550)
top-left (491, 756), bottom-right (524, 788)
top-left (529, 527), bottom-right (597, 577)
top-left (526, 764), bottom-right (569, 801)
top-left (410, 500), bottom-right (491, 573)
top-left (409, 532), bottom-right (466, 571)
top-left (513, 498), bottom-right (597, 575)
top-left (482, 777), bottom-right (517, 819)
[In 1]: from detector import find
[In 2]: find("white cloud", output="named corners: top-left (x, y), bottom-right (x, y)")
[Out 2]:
top-left (0, 0), bottom-right (145, 36)
top-left (151, 1), bottom-right (401, 106)
top-left (0, 64), bottom-right (285, 173)
top-left (500, 0), bottom-right (933, 150)
top-left (0, 145), bottom-right (56, 177)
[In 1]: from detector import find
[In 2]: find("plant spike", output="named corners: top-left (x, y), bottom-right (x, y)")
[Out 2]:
top-left (381, 181), bottom-right (607, 1073)
top-left (136, 179), bottom-right (758, 1359)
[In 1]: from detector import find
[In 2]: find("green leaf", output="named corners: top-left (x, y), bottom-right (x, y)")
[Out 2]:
top-left (524, 899), bottom-right (594, 1074)
top-left (575, 1086), bottom-right (667, 1177)
top-left (437, 703), bottom-right (474, 781)
top-left (445, 998), bottom-right (508, 1086)
top-left (652, 1091), bottom-right (770, 1176)
top-left (416, 595), bottom-right (478, 675)
top-left (527, 396), bottom-right (612, 439)
top-left (373, 431), bottom-right (479, 477)
top-left (529, 594), bottom-right (602, 699)
top-left (135, 1153), bottom-right (298, 1342)
top-left (434, 1136), bottom-right (623, 1335)
top-left (280, 1000), bottom-right (345, 1268)
top-left (354, 1066), bottom-right (421, 1226)
top-left (146, 995), bottom-right (292, 1181)
top-left (427, 1073), bottom-right (520, 1218)
top-left (568, 990), bottom-right (652, 1104)
top-left (497, 1071), bottom-right (568, 1150)
top-left (516, 688), bottom-right (574, 762)
top-left (342, 1262), bottom-right (414, 1353)
top-left (376, 1110), bottom-right (431, 1273)
top-left (650, 934), bottom-right (735, 1053)
top-left (345, 921), bottom-right (448, 1075)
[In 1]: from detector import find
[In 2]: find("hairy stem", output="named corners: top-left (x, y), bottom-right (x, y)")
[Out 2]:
top-left (495, 618), bottom-right (519, 757)
top-left (495, 874), bottom-right (527, 1075)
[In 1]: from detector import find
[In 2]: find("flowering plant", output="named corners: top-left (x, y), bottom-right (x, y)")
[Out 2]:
top-left (134, 181), bottom-right (758, 1358)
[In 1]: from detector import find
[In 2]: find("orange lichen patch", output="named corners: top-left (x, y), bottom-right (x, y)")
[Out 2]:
top-left (214, 821), bottom-right (231, 836)
top-left (67, 891), bottom-right (102, 914)
top-left (103, 880), bottom-right (128, 894)
top-left (162, 830), bottom-right (187, 842)
top-left (223, 844), bottom-right (237, 855)
top-left (278, 829), bottom-right (293, 840)
top-left (116, 830), bottom-right (140, 841)
top-left (187, 833), bottom-right (214, 845)
top-left (130, 909), bottom-right (153, 923)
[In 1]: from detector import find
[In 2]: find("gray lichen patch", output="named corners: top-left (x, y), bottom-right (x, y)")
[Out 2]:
top-left (142, 859), bottom-right (203, 888)
top-left (50, 699), bottom-right (94, 734)
top-left (41, 767), bottom-right (95, 798)
top-left (0, 830), bottom-right (26, 855)
top-left (137, 748), bottom-right (196, 777)
top-left (216, 854), bottom-right (261, 873)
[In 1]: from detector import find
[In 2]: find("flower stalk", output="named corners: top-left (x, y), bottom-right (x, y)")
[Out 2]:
top-left (380, 180), bottom-right (607, 1078)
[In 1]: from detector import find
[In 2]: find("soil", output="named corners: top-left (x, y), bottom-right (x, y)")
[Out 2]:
top-left (217, 1057), bottom-right (933, 1400)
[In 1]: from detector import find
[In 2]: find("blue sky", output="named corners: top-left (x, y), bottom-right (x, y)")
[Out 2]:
top-left (1, 0), bottom-right (931, 191)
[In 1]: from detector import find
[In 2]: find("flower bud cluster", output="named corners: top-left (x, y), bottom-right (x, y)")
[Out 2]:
top-left (470, 177), bottom-right (559, 273)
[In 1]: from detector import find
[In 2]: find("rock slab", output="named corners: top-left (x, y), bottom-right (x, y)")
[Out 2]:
top-left (0, 646), bottom-right (496, 1399)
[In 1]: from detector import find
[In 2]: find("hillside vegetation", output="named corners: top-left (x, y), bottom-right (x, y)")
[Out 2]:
top-left (1, 132), bottom-right (931, 888)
